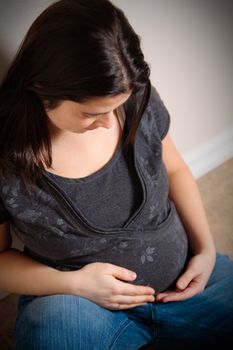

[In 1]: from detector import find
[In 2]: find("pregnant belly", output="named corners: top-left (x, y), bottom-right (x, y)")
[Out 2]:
top-left (88, 201), bottom-right (189, 292)
top-left (24, 201), bottom-right (189, 293)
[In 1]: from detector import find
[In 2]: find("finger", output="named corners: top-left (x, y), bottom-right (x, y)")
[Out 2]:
top-left (175, 268), bottom-right (197, 290)
top-left (110, 265), bottom-right (138, 282)
top-left (155, 292), bottom-right (172, 301)
top-left (156, 289), bottom-right (185, 302)
top-left (109, 302), bottom-right (148, 310)
top-left (159, 281), bottom-right (203, 302)
top-left (155, 287), bottom-right (185, 300)
top-left (116, 280), bottom-right (155, 296)
top-left (112, 294), bottom-right (155, 305)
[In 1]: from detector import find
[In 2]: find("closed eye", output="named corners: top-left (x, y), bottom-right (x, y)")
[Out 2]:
top-left (84, 112), bottom-right (109, 117)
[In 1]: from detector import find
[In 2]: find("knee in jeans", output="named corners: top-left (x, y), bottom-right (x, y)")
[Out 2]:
top-left (16, 294), bottom-right (108, 336)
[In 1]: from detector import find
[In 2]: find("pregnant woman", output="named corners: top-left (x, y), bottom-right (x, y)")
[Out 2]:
top-left (0, 1), bottom-right (232, 349)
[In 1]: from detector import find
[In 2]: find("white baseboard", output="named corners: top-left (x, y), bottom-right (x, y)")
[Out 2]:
top-left (183, 126), bottom-right (233, 179)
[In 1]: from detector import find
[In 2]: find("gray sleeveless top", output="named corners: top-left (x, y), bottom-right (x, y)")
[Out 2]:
top-left (0, 85), bottom-right (189, 292)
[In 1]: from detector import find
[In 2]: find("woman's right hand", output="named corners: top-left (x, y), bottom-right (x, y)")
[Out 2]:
top-left (69, 262), bottom-right (155, 310)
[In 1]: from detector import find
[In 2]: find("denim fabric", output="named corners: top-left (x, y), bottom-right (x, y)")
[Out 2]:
top-left (15, 253), bottom-right (233, 350)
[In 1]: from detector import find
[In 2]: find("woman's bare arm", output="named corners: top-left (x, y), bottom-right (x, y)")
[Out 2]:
top-left (162, 133), bottom-right (215, 255)
top-left (156, 133), bottom-right (216, 302)
top-left (0, 222), bottom-right (75, 295)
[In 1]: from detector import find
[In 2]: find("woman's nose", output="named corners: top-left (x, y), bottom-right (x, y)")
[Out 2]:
top-left (97, 114), bottom-right (114, 129)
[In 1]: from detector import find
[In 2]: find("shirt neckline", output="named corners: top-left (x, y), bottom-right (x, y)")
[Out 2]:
top-left (46, 110), bottom-right (127, 182)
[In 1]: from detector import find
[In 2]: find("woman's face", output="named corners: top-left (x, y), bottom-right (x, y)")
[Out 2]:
top-left (45, 92), bottom-right (131, 134)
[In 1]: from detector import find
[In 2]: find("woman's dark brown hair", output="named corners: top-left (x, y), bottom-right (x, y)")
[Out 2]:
top-left (0, 0), bottom-right (151, 183)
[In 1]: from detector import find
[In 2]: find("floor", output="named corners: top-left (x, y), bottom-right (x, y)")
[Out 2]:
top-left (196, 158), bottom-right (233, 258)
top-left (0, 158), bottom-right (232, 349)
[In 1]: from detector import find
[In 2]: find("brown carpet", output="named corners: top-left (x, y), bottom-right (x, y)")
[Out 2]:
top-left (0, 158), bottom-right (232, 350)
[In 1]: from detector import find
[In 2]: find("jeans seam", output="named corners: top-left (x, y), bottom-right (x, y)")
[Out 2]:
top-left (108, 318), bottom-right (134, 350)
top-left (149, 303), bottom-right (158, 342)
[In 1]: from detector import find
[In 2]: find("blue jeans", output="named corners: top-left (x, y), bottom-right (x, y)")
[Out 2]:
top-left (15, 253), bottom-right (233, 349)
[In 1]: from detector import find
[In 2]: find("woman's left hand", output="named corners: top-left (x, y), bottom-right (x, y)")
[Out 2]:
top-left (155, 251), bottom-right (216, 303)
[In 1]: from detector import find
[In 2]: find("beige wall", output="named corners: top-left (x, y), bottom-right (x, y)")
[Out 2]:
top-left (113, 0), bottom-right (233, 153)
top-left (0, 0), bottom-right (233, 169)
